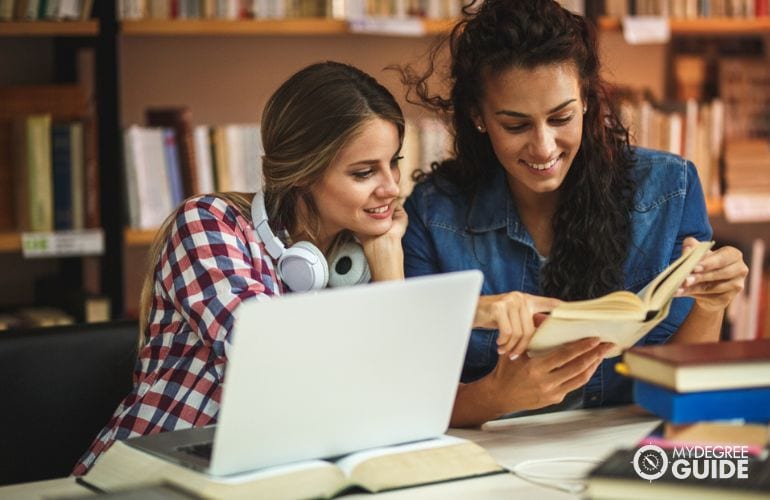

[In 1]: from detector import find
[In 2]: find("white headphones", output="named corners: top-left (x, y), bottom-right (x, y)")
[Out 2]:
top-left (251, 192), bottom-right (370, 292)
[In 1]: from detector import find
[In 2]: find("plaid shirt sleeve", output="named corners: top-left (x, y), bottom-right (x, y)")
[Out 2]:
top-left (72, 195), bottom-right (282, 476)
top-left (156, 195), bottom-right (279, 359)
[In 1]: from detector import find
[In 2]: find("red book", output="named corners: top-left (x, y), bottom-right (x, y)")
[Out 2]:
top-left (757, 0), bottom-right (768, 17)
top-left (620, 339), bottom-right (770, 392)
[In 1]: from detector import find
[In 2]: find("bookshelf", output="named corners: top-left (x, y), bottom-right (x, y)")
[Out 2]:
top-left (3, 3), bottom-right (767, 321)
top-left (598, 16), bottom-right (770, 35)
top-left (0, 232), bottom-right (21, 253)
top-left (0, 21), bottom-right (99, 37)
top-left (124, 228), bottom-right (156, 247)
top-left (0, 2), bottom-right (121, 323)
top-left (121, 19), bottom-right (349, 36)
top-left (120, 18), bottom-right (456, 37)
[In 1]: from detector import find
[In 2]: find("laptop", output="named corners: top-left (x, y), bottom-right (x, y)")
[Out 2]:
top-left (126, 270), bottom-right (483, 477)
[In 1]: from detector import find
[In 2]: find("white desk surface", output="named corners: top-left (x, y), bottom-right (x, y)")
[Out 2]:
top-left (0, 405), bottom-right (659, 500)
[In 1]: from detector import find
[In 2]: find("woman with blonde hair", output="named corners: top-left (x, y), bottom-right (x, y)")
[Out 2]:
top-left (74, 61), bottom-right (407, 474)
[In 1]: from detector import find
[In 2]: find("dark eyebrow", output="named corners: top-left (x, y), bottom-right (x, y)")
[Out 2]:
top-left (495, 99), bottom-right (577, 118)
top-left (347, 160), bottom-right (380, 168)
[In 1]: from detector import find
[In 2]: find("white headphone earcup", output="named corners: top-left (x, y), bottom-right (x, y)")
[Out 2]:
top-left (278, 241), bottom-right (329, 292)
top-left (328, 241), bottom-right (371, 288)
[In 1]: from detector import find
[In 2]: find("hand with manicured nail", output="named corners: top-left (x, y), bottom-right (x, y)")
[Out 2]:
top-left (473, 292), bottom-right (562, 360)
top-left (675, 236), bottom-right (748, 312)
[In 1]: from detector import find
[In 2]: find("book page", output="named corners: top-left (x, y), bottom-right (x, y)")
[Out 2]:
top-left (85, 441), bottom-right (346, 500)
top-left (644, 241), bottom-right (713, 313)
top-left (549, 291), bottom-right (645, 321)
top-left (334, 435), bottom-right (466, 476)
top-left (529, 306), bottom-right (666, 358)
top-left (334, 436), bottom-right (501, 493)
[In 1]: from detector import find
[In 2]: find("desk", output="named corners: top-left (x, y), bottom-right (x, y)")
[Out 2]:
top-left (0, 406), bottom-right (659, 500)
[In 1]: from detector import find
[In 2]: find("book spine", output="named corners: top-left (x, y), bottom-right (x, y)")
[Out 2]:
top-left (51, 122), bottom-right (74, 230)
top-left (0, 121), bottom-right (15, 230)
top-left (27, 115), bottom-right (54, 232)
top-left (634, 380), bottom-right (770, 424)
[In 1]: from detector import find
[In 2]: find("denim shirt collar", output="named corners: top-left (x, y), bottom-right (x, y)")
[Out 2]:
top-left (467, 166), bottom-right (536, 249)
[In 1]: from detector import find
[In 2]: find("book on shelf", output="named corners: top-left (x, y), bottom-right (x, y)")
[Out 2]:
top-left (146, 107), bottom-right (199, 197)
top-left (13, 114), bottom-right (53, 232)
top-left (0, 85), bottom-right (98, 230)
top-left (82, 434), bottom-right (503, 499)
top-left (619, 338), bottom-right (770, 392)
top-left (528, 240), bottom-right (714, 358)
top-left (656, 422), bottom-right (770, 452)
top-left (4, 0), bottom-right (93, 20)
top-left (0, 113), bottom-right (14, 230)
top-left (633, 379), bottom-right (770, 424)
top-left (122, 126), bottom-right (175, 229)
top-left (51, 121), bottom-right (86, 231)
top-left (192, 125), bottom-right (215, 194)
top-left (585, 446), bottom-right (770, 500)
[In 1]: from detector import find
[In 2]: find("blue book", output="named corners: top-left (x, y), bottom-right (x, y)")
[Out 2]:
top-left (634, 380), bottom-right (770, 424)
top-left (162, 128), bottom-right (184, 206)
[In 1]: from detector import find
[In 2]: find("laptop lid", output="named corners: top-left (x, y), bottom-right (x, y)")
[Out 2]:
top-left (209, 270), bottom-right (483, 476)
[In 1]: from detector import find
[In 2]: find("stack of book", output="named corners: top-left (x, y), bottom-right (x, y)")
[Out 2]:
top-left (585, 339), bottom-right (770, 499)
top-left (619, 339), bottom-right (770, 425)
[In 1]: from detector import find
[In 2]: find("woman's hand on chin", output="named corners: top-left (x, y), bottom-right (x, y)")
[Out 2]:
top-left (357, 199), bottom-right (407, 249)
top-left (356, 200), bottom-right (407, 281)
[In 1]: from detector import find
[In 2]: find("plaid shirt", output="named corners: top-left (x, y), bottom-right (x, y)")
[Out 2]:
top-left (73, 195), bottom-right (284, 475)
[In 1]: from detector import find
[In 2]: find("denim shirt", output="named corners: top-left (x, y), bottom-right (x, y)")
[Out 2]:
top-left (403, 147), bottom-right (712, 408)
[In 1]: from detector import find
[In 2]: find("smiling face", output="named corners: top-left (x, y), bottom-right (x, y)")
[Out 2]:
top-left (475, 62), bottom-right (584, 204)
top-left (309, 117), bottom-right (401, 248)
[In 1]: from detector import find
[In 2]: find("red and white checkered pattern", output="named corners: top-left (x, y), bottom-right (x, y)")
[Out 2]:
top-left (73, 195), bottom-right (283, 475)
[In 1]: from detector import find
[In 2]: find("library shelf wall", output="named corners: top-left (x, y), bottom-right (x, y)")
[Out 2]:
top-left (121, 18), bottom-right (349, 36)
top-left (0, 3), bottom-right (122, 324)
top-left (114, 14), bottom-right (748, 315)
top-left (120, 17), bottom-right (456, 37)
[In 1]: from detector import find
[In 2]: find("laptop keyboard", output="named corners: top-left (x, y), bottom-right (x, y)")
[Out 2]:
top-left (179, 442), bottom-right (213, 460)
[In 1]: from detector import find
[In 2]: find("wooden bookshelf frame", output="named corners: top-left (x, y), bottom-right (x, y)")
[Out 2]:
top-left (124, 228), bottom-right (157, 247)
top-left (598, 16), bottom-right (770, 35)
top-left (0, 21), bottom-right (98, 36)
top-left (121, 19), bottom-right (349, 36)
top-left (121, 18), bottom-right (457, 36)
top-left (0, 232), bottom-right (21, 252)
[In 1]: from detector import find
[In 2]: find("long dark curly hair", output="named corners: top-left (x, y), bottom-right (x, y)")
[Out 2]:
top-left (399, 0), bottom-right (636, 300)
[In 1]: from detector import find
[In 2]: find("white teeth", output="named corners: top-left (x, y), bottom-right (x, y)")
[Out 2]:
top-left (365, 206), bottom-right (388, 214)
top-left (525, 157), bottom-right (559, 171)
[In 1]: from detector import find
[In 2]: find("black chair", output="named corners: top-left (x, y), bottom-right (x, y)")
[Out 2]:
top-left (0, 320), bottom-right (138, 485)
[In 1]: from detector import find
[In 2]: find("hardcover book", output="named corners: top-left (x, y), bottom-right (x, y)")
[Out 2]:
top-left (620, 338), bottom-right (770, 392)
top-left (82, 435), bottom-right (503, 499)
top-left (633, 379), bottom-right (770, 424)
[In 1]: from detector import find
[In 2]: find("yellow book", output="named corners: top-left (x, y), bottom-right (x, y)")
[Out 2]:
top-left (529, 241), bottom-right (714, 358)
top-left (82, 435), bottom-right (503, 499)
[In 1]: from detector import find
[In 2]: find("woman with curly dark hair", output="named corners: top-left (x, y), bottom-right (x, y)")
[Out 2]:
top-left (400, 0), bottom-right (747, 426)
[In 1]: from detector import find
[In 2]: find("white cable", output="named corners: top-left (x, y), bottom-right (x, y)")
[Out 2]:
top-left (510, 456), bottom-right (602, 494)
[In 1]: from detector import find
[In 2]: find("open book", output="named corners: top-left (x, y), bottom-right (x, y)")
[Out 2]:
top-left (81, 435), bottom-right (504, 499)
top-left (528, 241), bottom-right (714, 358)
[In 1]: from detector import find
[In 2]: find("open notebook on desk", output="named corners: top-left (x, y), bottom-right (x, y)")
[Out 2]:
top-left (82, 271), bottom-right (504, 498)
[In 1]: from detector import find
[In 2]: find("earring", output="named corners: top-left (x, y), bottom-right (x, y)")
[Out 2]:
top-left (476, 124), bottom-right (486, 133)
top-left (583, 105), bottom-right (587, 114)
